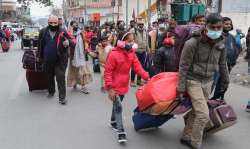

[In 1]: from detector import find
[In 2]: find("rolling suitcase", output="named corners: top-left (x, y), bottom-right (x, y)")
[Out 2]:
top-left (132, 107), bottom-right (174, 131)
top-left (26, 69), bottom-right (49, 91)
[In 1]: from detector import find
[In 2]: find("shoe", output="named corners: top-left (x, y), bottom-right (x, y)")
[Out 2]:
top-left (81, 87), bottom-right (90, 94)
top-left (101, 87), bottom-right (106, 93)
top-left (246, 100), bottom-right (250, 112)
top-left (136, 81), bottom-right (144, 86)
top-left (117, 132), bottom-right (127, 143)
top-left (130, 81), bottom-right (136, 87)
top-left (180, 138), bottom-right (192, 148)
top-left (110, 121), bottom-right (118, 131)
top-left (59, 99), bottom-right (68, 105)
top-left (180, 138), bottom-right (202, 149)
top-left (47, 93), bottom-right (54, 98)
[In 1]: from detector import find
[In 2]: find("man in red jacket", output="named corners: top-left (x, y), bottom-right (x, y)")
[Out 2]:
top-left (104, 32), bottom-right (149, 143)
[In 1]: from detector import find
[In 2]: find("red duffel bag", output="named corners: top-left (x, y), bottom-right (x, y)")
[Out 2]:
top-left (136, 72), bottom-right (178, 111)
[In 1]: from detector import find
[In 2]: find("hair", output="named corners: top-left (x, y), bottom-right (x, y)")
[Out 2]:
top-left (118, 32), bottom-right (133, 41)
top-left (70, 20), bottom-right (77, 26)
top-left (223, 17), bottom-right (233, 30)
top-left (130, 20), bottom-right (135, 24)
top-left (100, 35), bottom-right (109, 42)
top-left (206, 13), bottom-right (223, 24)
top-left (192, 14), bottom-right (205, 22)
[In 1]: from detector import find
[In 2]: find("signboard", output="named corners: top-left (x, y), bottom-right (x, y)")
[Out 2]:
top-left (90, 13), bottom-right (101, 22)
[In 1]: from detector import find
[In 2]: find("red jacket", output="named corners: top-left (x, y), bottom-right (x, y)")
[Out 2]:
top-left (104, 47), bottom-right (149, 95)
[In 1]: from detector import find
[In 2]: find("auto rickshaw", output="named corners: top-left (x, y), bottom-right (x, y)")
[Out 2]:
top-left (21, 26), bottom-right (40, 50)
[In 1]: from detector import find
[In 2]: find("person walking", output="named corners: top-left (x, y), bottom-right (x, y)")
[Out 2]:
top-left (38, 15), bottom-right (76, 105)
top-left (130, 20), bottom-right (147, 87)
top-left (178, 13), bottom-right (229, 149)
top-left (211, 17), bottom-right (240, 100)
top-left (67, 20), bottom-right (93, 94)
top-left (104, 32), bottom-right (149, 143)
top-left (95, 35), bottom-right (113, 92)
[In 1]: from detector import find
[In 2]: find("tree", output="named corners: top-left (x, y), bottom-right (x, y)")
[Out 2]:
top-left (17, 0), bottom-right (53, 7)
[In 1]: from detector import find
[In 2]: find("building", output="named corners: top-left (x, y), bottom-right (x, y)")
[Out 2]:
top-left (0, 0), bottom-right (17, 21)
top-left (16, 5), bottom-right (30, 17)
top-left (205, 0), bottom-right (250, 34)
top-left (64, 0), bottom-right (120, 25)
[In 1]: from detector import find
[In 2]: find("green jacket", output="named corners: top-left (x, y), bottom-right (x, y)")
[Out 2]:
top-left (178, 34), bottom-right (230, 93)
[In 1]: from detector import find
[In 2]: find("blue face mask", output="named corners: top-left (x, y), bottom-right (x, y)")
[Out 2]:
top-left (206, 29), bottom-right (223, 40)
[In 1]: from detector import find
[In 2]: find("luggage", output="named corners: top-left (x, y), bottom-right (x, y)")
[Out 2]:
top-left (132, 107), bottom-right (174, 131)
top-left (205, 100), bottom-right (237, 134)
top-left (136, 72), bottom-right (178, 111)
top-left (26, 69), bottom-right (49, 91)
top-left (142, 97), bottom-right (192, 115)
top-left (1, 38), bottom-right (10, 52)
top-left (22, 49), bottom-right (45, 72)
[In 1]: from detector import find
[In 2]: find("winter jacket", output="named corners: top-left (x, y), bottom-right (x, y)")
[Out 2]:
top-left (224, 32), bottom-right (240, 67)
top-left (178, 33), bottom-right (230, 93)
top-left (153, 45), bottom-right (178, 74)
top-left (104, 47), bottom-right (149, 95)
top-left (38, 27), bottom-right (76, 69)
top-left (96, 44), bottom-right (113, 66)
top-left (134, 30), bottom-right (147, 53)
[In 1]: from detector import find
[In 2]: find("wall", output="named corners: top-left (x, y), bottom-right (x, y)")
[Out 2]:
top-left (221, 0), bottom-right (250, 34)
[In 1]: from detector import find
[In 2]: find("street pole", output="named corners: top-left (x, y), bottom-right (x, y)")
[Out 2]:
top-left (84, 0), bottom-right (87, 25)
top-left (148, 0), bottom-right (151, 28)
top-left (0, 0), bottom-right (2, 20)
top-left (137, 0), bottom-right (139, 17)
top-left (126, 0), bottom-right (128, 28)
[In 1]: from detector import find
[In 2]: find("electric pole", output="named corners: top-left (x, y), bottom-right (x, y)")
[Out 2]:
top-left (126, 0), bottom-right (128, 28)
top-left (148, 0), bottom-right (151, 28)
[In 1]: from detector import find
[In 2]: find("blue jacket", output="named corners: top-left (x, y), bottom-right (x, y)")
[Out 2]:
top-left (224, 33), bottom-right (240, 66)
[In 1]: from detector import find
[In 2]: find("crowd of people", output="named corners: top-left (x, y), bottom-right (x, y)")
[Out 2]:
top-left (35, 13), bottom-right (250, 148)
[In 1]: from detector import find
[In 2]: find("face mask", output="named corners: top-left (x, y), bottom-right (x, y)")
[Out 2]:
top-left (132, 43), bottom-right (138, 49)
top-left (159, 24), bottom-right (166, 29)
top-left (73, 27), bottom-right (78, 31)
top-left (124, 43), bottom-right (133, 51)
top-left (206, 29), bottom-right (223, 40)
top-left (49, 25), bottom-right (59, 32)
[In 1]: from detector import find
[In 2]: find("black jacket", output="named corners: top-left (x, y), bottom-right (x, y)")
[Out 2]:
top-left (38, 27), bottom-right (76, 69)
top-left (153, 45), bottom-right (178, 74)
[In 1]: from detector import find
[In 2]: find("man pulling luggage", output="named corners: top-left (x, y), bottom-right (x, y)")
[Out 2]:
top-left (38, 15), bottom-right (76, 105)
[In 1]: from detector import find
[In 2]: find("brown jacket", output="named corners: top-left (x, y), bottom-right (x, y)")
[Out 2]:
top-left (178, 34), bottom-right (230, 93)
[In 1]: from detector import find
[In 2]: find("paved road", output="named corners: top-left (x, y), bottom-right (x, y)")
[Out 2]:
top-left (0, 40), bottom-right (250, 149)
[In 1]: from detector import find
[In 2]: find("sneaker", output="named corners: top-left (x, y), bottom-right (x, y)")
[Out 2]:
top-left (110, 121), bottom-right (118, 131)
top-left (136, 81), bottom-right (144, 86)
top-left (81, 87), bottom-right (90, 94)
top-left (246, 101), bottom-right (250, 112)
top-left (59, 99), bottom-right (68, 105)
top-left (117, 132), bottom-right (127, 143)
top-left (130, 81), bottom-right (136, 87)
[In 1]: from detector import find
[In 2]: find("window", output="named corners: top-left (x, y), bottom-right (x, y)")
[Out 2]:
top-left (92, 0), bottom-right (100, 2)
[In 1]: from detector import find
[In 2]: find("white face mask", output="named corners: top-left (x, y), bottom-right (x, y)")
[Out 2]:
top-left (132, 43), bottom-right (138, 49)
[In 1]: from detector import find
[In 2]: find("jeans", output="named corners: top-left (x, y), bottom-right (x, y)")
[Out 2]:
top-left (46, 62), bottom-right (66, 100)
top-left (131, 51), bottom-right (146, 82)
top-left (111, 95), bottom-right (125, 132)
